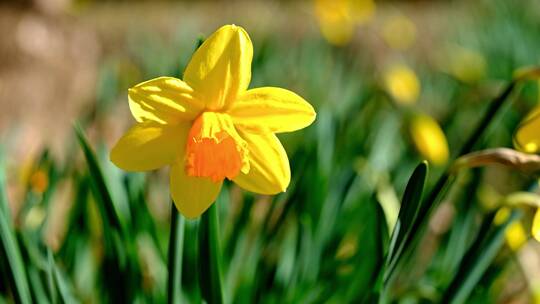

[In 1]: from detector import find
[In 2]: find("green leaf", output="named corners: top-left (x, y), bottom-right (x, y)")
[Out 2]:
top-left (46, 250), bottom-right (57, 304)
top-left (0, 148), bottom-right (32, 304)
top-left (73, 123), bottom-right (125, 234)
top-left (0, 147), bottom-right (10, 227)
top-left (441, 210), bottom-right (520, 304)
top-left (48, 249), bottom-right (80, 304)
top-left (383, 161), bottom-right (428, 283)
top-left (27, 266), bottom-right (50, 304)
top-left (74, 123), bottom-right (140, 302)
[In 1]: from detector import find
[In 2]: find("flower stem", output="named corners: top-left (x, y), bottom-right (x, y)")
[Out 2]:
top-left (198, 204), bottom-right (224, 304)
top-left (167, 204), bottom-right (185, 304)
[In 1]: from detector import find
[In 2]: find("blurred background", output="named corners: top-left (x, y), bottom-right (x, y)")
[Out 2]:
top-left (1, 0), bottom-right (540, 303)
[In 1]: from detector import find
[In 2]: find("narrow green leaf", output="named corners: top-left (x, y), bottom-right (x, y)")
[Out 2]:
top-left (0, 150), bottom-right (31, 304)
top-left (74, 123), bottom-right (139, 302)
top-left (73, 123), bottom-right (124, 233)
top-left (27, 266), bottom-right (50, 304)
top-left (167, 204), bottom-right (185, 304)
top-left (0, 147), bottom-right (10, 227)
top-left (384, 161), bottom-right (428, 283)
top-left (198, 204), bottom-right (224, 304)
top-left (47, 250), bottom-right (57, 304)
top-left (45, 248), bottom-right (80, 304)
top-left (52, 256), bottom-right (80, 304)
top-left (441, 210), bottom-right (520, 304)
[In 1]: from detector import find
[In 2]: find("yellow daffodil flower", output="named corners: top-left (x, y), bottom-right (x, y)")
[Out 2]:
top-left (383, 64), bottom-right (420, 105)
top-left (506, 221), bottom-right (528, 250)
top-left (314, 0), bottom-right (375, 46)
top-left (514, 105), bottom-right (540, 154)
top-left (110, 25), bottom-right (316, 218)
top-left (447, 46), bottom-right (486, 84)
top-left (381, 15), bottom-right (417, 51)
top-left (409, 114), bottom-right (449, 165)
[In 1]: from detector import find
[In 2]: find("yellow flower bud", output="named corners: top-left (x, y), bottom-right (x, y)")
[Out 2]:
top-left (381, 15), bottom-right (416, 50)
top-left (314, 0), bottom-right (375, 46)
top-left (409, 114), bottom-right (449, 165)
top-left (383, 64), bottom-right (420, 105)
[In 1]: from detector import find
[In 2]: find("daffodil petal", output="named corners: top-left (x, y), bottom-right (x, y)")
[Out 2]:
top-left (184, 25), bottom-right (253, 111)
top-left (128, 77), bottom-right (204, 124)
top-left (233, 129), bottom-right (290, 195)
top-left (532, 208), bottom-right (540, 242)
top-left (514, 105), bottom-right (540, 154)
top-left (229, 87), bottom-right (316, 133)
top-left (170, 160), bottom-right (222, 219)
top-left (110, 121), bottom-right (189, 171)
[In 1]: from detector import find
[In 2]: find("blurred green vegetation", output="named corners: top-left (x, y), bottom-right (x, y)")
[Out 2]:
top-left (2, 0), bottom-right (540, 303)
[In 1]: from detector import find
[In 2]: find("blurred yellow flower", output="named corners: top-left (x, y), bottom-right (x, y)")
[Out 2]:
top-left (506, 221), bottom-right (528, 250)
top-left (30, 169), bottom-right (48, 194)
top-left (447, 45), bottom-right (486, 84)
top-left (409, 114), bottom-right (449, 165)
top-left (494, 207), bottom-right (527, 250)
top-left (110, 25), bottom-right (316, 218)
top-left (383, 64), bottom-right (420, 105)
top-left (314, 0), bottom-right (375, 46)
top-left (25, 206), bottom-right (46, 229)
top-left (496, 195), bottom-right (540, 247)
top-left (381, 15), bottom-right (417, 50)
top-left (514, 105), bottom-right (540, 154)
top-left (533, 208), bottom-right (540, 241)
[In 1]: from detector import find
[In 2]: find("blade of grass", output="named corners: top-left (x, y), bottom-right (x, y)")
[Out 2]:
top-left (167, 204), bottom-right (185, 304)
top-left (199, 204), bottom-right (224, 304)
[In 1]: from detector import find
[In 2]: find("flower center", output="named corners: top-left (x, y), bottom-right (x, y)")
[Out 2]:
top-left (185, 112), bottom-right (249, 182)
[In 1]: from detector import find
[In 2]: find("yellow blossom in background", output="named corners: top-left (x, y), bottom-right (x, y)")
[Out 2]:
top-left (533, 208), bottom-right (540, 241)
top-left (30, 169), bottom-right (48, 194)
top-left (110, 25), bottom-right (316, 218)
top-left (495, 195), bottom-right (540, 247)
top-left (314, 0), bottom-right (375, 46)
top-left (381, 15), bottom-right (417, 50)
top-left (447, 45), bottom-right (486, 84)
top-left (383, 64), bottom-right (420, 105)
top-left (24, 206), bottom-right (46, 229)
top-left (514, 105), bottom-right (540, 154)
top-left (506, 221), bottom-right (528, 250)
top-left (409, 114), bottom-right (449, 165)
top-left (494, 207), bottom-right (527, 250)
top-left (493, 207), bottom-right (534, 251)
